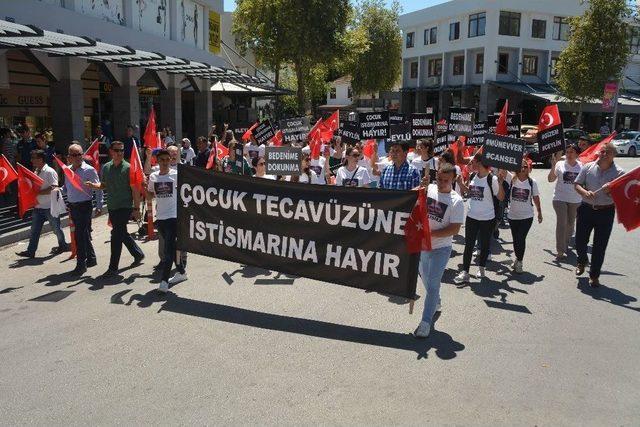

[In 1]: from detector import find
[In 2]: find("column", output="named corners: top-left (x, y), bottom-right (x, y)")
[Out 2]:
top-left (193, 79), bottom-right (212, 138)
top-left (50, 58), bottom-right (87, 152)
top-left (160, 76), bottom-right (182, 141)
top-left (112, 68), bottom-right (144, 140)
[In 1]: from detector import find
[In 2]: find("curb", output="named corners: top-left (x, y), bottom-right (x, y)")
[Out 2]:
top-left (0, 217), bottom-right (71, 249)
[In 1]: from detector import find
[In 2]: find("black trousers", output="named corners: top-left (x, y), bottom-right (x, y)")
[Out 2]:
top-left (509, 217), bottom-right (534, 261)
top-left (108, 208), bottom-right (143, 270)
top-left (576, 203), bottom-right (615, 279)
top-left (157, 218), bottom-right (185, 282)
top-left (69, 201), bottom-right (95, 269)
top-left (463, 217), bottom-right (495, 271)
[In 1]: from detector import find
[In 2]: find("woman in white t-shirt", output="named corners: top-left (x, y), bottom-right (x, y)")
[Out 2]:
top-left (508, 160), bottom-right (543, 273)
top-left (411, 139), bottom-right (438, 182)
top-left (336, 146), bottom-right (371, 187)
top-left (252, 156), bottom-right (276, 180)
top-left (455, 154), bottom-right (506, 283)
top-left (547, 144), bottom-right (583, 259)
top-left (287, 153), bottom-right (319, 184)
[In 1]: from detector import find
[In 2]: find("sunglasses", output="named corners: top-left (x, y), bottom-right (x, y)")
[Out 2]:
top-left (257, 162), bottom-right (266, 166)
top-left (68, 153), bottom-right (82, 157)
top-left (111, 148), bottom-right (124, 153)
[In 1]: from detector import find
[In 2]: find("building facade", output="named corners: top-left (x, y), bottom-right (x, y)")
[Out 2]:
top-left (399, 0), bottom-right (640, 131)
top-left (0, 0), bottom-right (270, 149)
top-left (322, 75), bottom-right (401, 114)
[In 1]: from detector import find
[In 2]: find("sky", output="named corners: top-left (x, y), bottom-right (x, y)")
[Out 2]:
top-left (223, 0), bottom-right (449, 14)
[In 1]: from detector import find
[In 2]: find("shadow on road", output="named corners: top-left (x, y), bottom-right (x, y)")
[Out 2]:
top-left (9, 253), bottom-right (57, 268)
top-left (577, 278), bottom-right (639, 313)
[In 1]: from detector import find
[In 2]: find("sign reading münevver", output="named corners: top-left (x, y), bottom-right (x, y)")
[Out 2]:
top-left (481, 133), bottom-right (526, 172)
top-left (177, 165), bottom-right (419, 299)
top-left (253, 120), bottom-right (275, 145)
top-left (279, 117), bottom-right (310, 144)
top-left (448, 108), bottom-right (475, 138)
top-left (359, 112), bottom-right (389, 138)
top-left (411, 113), bottom-right (434, 138)
top-left (264, 146), bottom-right (302, 176)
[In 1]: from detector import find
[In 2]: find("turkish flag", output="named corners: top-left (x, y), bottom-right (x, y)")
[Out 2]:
top-left (404, 189), bottom-right (432, 253)
top-left (609, 165), bottom-right (640, 231)
top-left (53, 155), bottom-right (89, 195)
top-left (16, 163), bottom-right (44, 218)
top-left (143, 105), bottom-right (160, 150)
top-left (206, 141), bottom-right (229, 170)
top-left (308, 118), bottom-right (324, 142)
top-left (538, 104), bottom-right (562, 131)
top-left (270, 130), bottom-right (283, 147)
top-left (323, 110), bottom-right (340, 132)
top-left (0, 154), bottom-right (18, 193)
top-left (129, 142), bottom-right (145, 194)
top-left (242, 122), bottom-right (259, 142)
top-left (83, 138), bottom-right (101, 174)
top-left (362, 139), bottom-right (376, 158)
top-left (579, 132), bottom-right (617, 164)
top-left (496, 100), bottom-right (509, 136)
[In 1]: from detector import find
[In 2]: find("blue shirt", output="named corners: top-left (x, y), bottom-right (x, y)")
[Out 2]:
top-left (379, 161), bottom-right (421, 190)
top-left (65, 161), bottom-right (99, 203)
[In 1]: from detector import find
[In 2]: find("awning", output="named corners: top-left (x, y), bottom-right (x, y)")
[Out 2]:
top-left (209, 81), bottom-right (288, 96)
top-left (491, 82), bottom-right (640, 107)
top-left (0, 18), bottom-right (282, 90)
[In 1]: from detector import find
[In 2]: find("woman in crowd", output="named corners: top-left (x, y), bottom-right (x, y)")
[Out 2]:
top-left (455, 154), bottom-right (506, 283)
top-left (180, 138), bottom-right (196, 166)
top-left (288, 153), bottom-right (319, 184)
top-left (328, 137), bottom-right (344, 177)
top-left (439, 150), bottom-right (466, 194)
top-left (335, 146), bottom-right (371, 187)
top-left (252, 156), bottom-right (276, 180)
top-left (221, 141), bottom-right (251, 175)
top-left (507, 160), bottom-right (543, 273)
top-left (411, 139), bottom-right (438, 182)
top-left (547, 144), bottom-right (583, 260)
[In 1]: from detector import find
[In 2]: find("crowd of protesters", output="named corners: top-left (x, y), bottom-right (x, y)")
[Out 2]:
top-left (3, 116), bottom-right (628, 339)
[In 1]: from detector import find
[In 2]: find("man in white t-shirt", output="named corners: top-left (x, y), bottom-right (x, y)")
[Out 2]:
top-left (146, 149), bottom-right (187, 293)
top-left (16, 149), bottom-right (69, 258)
top-left (414, 163), bottom-right (464, 338)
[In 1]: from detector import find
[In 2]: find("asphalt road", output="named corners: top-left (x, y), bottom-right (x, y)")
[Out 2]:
top-left (0, 158), bottom-right (638, 425)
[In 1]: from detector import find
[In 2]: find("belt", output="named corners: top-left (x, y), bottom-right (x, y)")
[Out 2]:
top-left (584, 203), bottom-right (614, 210)
top-left (68, 201), bottom-right (92, 207)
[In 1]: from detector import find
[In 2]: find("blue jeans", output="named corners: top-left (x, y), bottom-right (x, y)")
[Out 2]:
top-left (27, 208), bottom-right (67, 255)
top-left (419, 246), bottom-right (452, 324)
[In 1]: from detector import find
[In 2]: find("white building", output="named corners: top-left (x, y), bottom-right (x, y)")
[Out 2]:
top-left (399, 0), bottom-right (640, 131)
top-left (322, 75), bottom-right (401, 113)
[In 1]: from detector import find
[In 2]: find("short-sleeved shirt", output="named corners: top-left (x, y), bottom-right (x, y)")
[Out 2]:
top-left (467, 173), bottom-right (500, 221)
top-left (222, 156), bottom-right (252, 175)
top-left (65, 162), bottom-right (99, 203)
top-left (285, 170), bottom-right (319, 184)
top-left (379, 161), bottom-right (421, 190)
top-left (508, 177), bottom-right (539, 220)
top-left (35, 164), bottom-right (59, 209)
top-left (244, 143), bottom-right (264, 161)
top-left (574, 161), bottom-right (624, 206)
top-left (426, 183), bottom-right (465, 249)
top-left (309, 157), bottom-right (327, 184)
top-left (101, 160), bottom-right (133, 210)
top-left (553, 160), bottom-right (582, 204)
top-left (336, 166), bottom-right (371, 187)
top-left (147, 169), bottom-right (177, 220)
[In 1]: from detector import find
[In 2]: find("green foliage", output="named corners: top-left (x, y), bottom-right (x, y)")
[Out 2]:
top-left (556, 0), bottom-right (631, 104)
top-left (279, 64), bottom-right (330, 115)
top-left (348, 0), bottom-right (402, 96)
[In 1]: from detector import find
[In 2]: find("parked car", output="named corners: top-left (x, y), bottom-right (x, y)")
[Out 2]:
top-left (612, 131), bottom-right (640, 157)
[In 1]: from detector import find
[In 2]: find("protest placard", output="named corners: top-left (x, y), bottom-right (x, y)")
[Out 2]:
top-left (389, 123), bottom-right (412, 144)
top-left (279, 117), bottom-right (310, 144)
top-left (538, 123), bottom-right (565, 158)
top-left (411, 113), bottom-right (434, 138)
top-left (338, 121), bottom-right (361, 145)
top-left (481, 133), bottom-right (526, 172)
top-left (468, 121), bottom-right (488, 146)
top-left (254, 120), bottom-right (275, 145)
top-left (264, 146), bottom-right (302, 176)
top-left (359, 112), bottom-right (389, 139)
top-left (448, 107), bottom-right (475, 138)
top-left (488, 113), bottom-right (522, 138)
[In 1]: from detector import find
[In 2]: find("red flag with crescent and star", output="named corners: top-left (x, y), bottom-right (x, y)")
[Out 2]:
top-left (404, 189), bottom-right (432, 253)
top-left (83, 138), bottom-right (101, 174)
top-left (538, 104), bottom-right (561, 132)
top-left (53, 155), bottom-right (89, 195)
top-left (608, 165), bottom-right (640, 231)
top-left (579, 132), bottom-right (617, 164)
top-left (0, 154), bottom-right (18, 193)
top-left (242, 122), bottom-right (259, 142)
top-left (129, 142), bottom-right (145, 194)
top-left (16, 163), bottom-right (44, 218)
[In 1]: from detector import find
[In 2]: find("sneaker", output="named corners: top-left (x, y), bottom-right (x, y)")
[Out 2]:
top-left (514, 260), bottom-right (523, 274)
top-left (555, 252), bottom-right (565, 261)
top-left (413, 321), bottom-right (431, 338)
top-left (158, 281), bottom-right (169, 293)
top-left (473, 249), bottom-right (480, 257)
top-left (454, 271), bottom-right (470, 284)
top-left (486, 252), bottom-right (492, 262)
top-left (168, 272), bottom-right (188, 285)
top-left (476, 267), bottom-right (486, 279)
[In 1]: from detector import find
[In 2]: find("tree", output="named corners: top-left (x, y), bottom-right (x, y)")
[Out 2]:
top-left (279, 64), bottom-right (330, 116)
top-left (555, 0), bottom-right (631, 127)
top-left (348, 0), bottom-right (402, 98)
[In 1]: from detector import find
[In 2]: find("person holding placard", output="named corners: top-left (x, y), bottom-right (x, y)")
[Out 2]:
top-left (286, 153), bottom-right (319, 184)
top-left (221, 141), bottom-right (252, 176)
top-left (335, 146), bottom-right (371, 188)
top-left (548, 144), bottom-right (583, 260)
top-left (252, 156), bottom-right (277, 180)
top-left (507, 160), bottom-right (542, 274)
top-left (455, 154), bottom-right (506, 283)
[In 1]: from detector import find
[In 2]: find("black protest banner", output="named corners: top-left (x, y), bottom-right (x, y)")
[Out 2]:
top-left (481, 133), bottom-right (526, 172)
top-left (468, 121), bottom-right (488, 146)
top-left (359, 111), bottom-right (389, 139)
top-left (411, 113), bottom-right (434, 138)
top-left (448, 107), bottom-right (475, 138)
top-left (389, 123), bottom-right (412, 145)
top-left (488, 113), bottom-right (522, 138)
top-left (389, 112), bottom-right (407, 124)
top-left (434, 132), bottom-right (455, 155)
top-left (177, 165), bottom-right (420, 299)
top-left (338, 121), bottom-right (361, 145)
top-left (254, 120), bottom-right (275, 145)
top-left (538, 123), bottom-right (565, 158)
top-left (279, 117), bottom-right (310, 144)
top-left (265, 146), bottom-right (302, 176)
